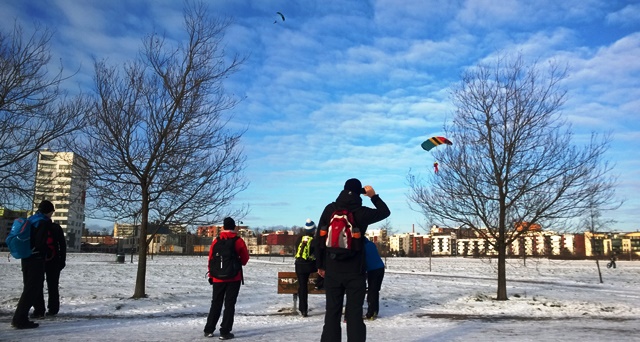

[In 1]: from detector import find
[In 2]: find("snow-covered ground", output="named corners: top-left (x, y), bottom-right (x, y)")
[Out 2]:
top-left (1, 253), bottom-right (639, 341)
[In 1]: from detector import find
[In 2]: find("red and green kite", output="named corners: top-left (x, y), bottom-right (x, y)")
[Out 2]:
top-left (421, 136), bottom-right (452, 151)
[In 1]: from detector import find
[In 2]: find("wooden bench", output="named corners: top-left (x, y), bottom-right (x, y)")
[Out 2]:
top-left (277, 271), bottom-right (325, 311)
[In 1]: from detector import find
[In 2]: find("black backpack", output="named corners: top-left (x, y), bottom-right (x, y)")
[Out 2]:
top-left (209, 236), bottom-right (242, 280)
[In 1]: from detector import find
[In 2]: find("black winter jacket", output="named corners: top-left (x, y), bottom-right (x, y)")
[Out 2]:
top-left (315, 190), bottom-right (390, 274)
top-left (27, 212), bottom-right (53, 260)
top-left (47, 223), bottom-right (67, 268)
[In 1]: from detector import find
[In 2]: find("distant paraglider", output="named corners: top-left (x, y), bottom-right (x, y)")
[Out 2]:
top-left (421, 136), bottom-right (452, 174)
top-left (421, 136), bottom-right (452, 151)
top-left (274, 12), bottom-right (285, 23)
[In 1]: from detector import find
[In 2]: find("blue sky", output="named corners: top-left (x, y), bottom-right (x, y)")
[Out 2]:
top-left (2, 0), bottom-right (639, 233)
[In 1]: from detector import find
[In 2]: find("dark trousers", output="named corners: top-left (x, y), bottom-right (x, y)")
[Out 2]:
top-left (320, 272), bottom-right (366, 342)
top-left (34, 261), bottom-right (62, 315)
top-left (366, 267), bottom-right (384, 317)
top-left (204, 281), bottom-right (241, 335)
top-left (12, 257), bottom-right (45, 324)
top-left (296, 271), bottom-right (311, 314)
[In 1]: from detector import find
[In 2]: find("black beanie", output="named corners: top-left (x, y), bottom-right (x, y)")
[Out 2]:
top-left (38, 200), bottom-right (55, 214)
top-left (223, 217), bottom-right (236, 230)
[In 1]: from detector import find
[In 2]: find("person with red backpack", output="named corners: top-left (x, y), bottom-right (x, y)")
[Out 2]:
top-left (32, 221), bottom-right (66, 317)
top-left (315, 178), bottom-right (390, 342)
top-left (204, 217), bottom-right (249, 340)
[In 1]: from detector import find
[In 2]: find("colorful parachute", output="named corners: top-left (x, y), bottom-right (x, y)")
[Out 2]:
top-left (421, 136), bottom-right (452, 151)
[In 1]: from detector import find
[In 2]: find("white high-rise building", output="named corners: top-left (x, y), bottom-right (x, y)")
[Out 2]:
top-left (34, 150), bottom-right (88, 251)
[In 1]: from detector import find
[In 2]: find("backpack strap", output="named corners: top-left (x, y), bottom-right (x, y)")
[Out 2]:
top-left (231, 236), bottom-right (243, 285)
top-left (228, 235), bottom-right (243, 284)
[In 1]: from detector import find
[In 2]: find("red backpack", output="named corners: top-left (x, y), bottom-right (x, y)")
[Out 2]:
top-left (320, 209), bottom-right (362, 258)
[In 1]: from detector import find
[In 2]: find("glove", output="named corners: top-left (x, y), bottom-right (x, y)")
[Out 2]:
top-left (208, 277), bottom-right (213, 285)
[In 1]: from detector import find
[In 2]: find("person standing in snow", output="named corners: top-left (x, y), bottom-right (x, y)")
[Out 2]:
top-left (315, 178), bottom-right (390, 342)
top-left (11, 200), bottom-right (55, 330)
top-left (363, 237), bottom-right (384, 320)
top-left (32, 221), bottom-right (66, 317)
top-left (204, 217), bottom-right (250, 340)
top-left (294, 219), bottom-right (321, 317)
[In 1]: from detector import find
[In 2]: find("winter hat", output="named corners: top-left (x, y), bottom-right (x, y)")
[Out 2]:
top-left (344, 178), bottom-right (366, 195)
top-left (304, 219), bottom-right (316, 231)
top-left (223, 217), bottom-right (236, 230)
top-left (38, 200), bottom-right (55, 214)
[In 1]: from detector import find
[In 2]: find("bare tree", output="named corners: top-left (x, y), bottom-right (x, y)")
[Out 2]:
top-left (75, 3), bottom-right (248, 298)
top-left (408, 54), bottom-right (618, 300)
top-left (0, 21), bottom-right (88, 208)
top-left (378, 219), bottom-right (396, 235)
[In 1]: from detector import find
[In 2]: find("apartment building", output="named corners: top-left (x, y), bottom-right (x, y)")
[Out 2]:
top-left (34, 150), bottom-right (88, 251)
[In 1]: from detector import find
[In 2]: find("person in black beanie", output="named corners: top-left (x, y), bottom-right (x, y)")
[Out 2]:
top-left (204, 217), bottom-right (250, 340)
top-left (32, 220), bottom-right (66, 317)
top-left (315, 179), bottom-right (390, 342)
top-left (11, 200), bottom-right (55, 329)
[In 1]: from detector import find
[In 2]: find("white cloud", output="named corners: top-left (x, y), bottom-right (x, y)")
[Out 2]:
top-left (455, 0), bottom-right (606, 29)
top-left (606, 4), bottom-right (640, 26)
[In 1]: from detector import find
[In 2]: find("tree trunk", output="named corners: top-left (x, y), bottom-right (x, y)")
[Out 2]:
top-left (596, 259), bottom-right (603, 284)
top-left (496, 199), bottom-right (508, 300)
top-left (497, 238), bottom-right (508, 300)
top-left (132, 194), bottom-right (149, 298)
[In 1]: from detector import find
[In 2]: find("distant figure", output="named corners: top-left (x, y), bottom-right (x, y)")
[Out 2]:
top-left (363, 237), bottom-right (385, 320)
top-left (33, 222), bottom-right (67, 317)
top-left (274, 11), bottom-right (285, 23)
top-left (316, 178), bottom-right (390, 342)
top-left (608, 255), bottom-right (617, 269)
top-left (11, 200), bottom-right (55, 330)
top-left (203, 217), bottom-right (250, 340)
top-left (294, 219), bottom-right (319, 317)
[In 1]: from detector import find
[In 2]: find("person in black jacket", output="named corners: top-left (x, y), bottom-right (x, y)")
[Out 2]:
top-left (11, 200), bottom-right (55, 330)
top-left (33, 222), bottom-right (67, 317)
top-left (294, 219), bottom-right (318, 317)
top-left (315, 178), bottom-right (390, 342)
top-left (204, 217), bottom-right (250, 340)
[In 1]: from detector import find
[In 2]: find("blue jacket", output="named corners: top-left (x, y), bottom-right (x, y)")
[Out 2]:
top-left (364, 237), bottom-right (384, 271)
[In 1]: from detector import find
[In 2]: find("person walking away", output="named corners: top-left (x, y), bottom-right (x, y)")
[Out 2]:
top-left (11, 200), bottom-right (55, 329)
top-left (363, 237), bottom-right (384, 320)
top-left (204, 217), bottom-right (250, 340)
top-left (294, 219), bottom-right (319, 317)
top-left (609, 255), bottom-right (617, 269)
top-left (316, 178), bottom-right (390, 342)
top-left (32, 221), bottom-right (67, 317)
